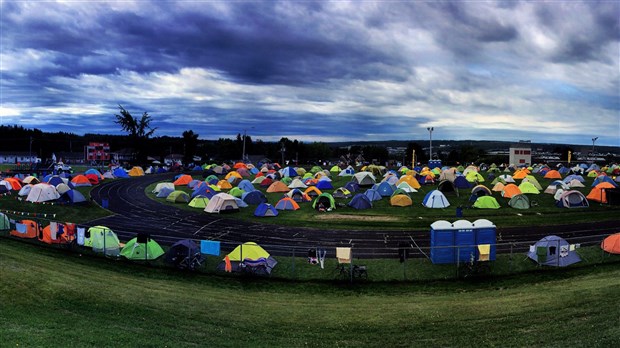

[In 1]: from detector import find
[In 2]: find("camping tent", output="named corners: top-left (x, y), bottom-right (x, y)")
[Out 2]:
top-left (0, 212), bottom-right (9, 231)
top-left (364, 189), bottom-right (382, 202)
top-left (173, 174), bottom-right (193, 186)
top-left (555, 190), bottom-right (589, 208)
top-left (165, 239), bottom-right (204, 270)
top-left (275, 197), bottom-right (300, 210)
top-left (352, 172), bottom-right (376, 187)
top-left (348, 193), bottom-right (372, 210)
top-left (10, 219), bottom-right (39, 239)
top-left (60, 189), bottom-right (87, 204)
top-left (437, 180), bottom-right (459, 196)
top-left (501, 184), bottom-right (522, 198)
top-left (508, 194), bottom-right (530, 209)
top-left (586, 182), bottom-right (615, 203)
top-left (518, 181), bottom-right (540, 194)
top-left (390, 194), bottom-right (413, 207)
top-left (266, 181), bottom-right (290, 193)
top-left (204, 193), bottom-right (239, 213)
top-left (153, 182), bottom-right (175, 194)
top-left (188, 195), bottom-right (210, 208)
top-left (527, 235), bottom-right (581, 267)
top-left (166, 190), bottom-right (190, 203)
top-left (397, 175), bottom-right (421, 189)
top-left (601, 233), bottom-right (620, 254)
top-left (332, 187), bottom-right (352, 199)
top-left (473, 196), bottom-right (500, 209)
top-left (156, 187), bottom-right (174, 198)
top-left (218, 242), bottom-right (278, 275)
top-left (121, 234), bottom-right (165, 260)
top-left (422, 190), bottom-right (450, 208)
top-left (376, 182), bottom-right (396, 197)
top-left (242, 190), bottom-right (268, 205)
top-left (113, 168), bottom-right (129, 178)
top-left (26, 183), bottom-right (60, 203)
top-left (312, 193), bottom-right (336, 210)
top-left (128, 166), bottom-right (145, 176)
top-left (87, 226), bottom-right (122, 257)
top-left (254, 203), bottom-right (279, 217)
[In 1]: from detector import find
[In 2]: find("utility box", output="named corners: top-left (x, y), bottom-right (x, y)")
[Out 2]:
top-left (430, 219), bottom-right (496, 264)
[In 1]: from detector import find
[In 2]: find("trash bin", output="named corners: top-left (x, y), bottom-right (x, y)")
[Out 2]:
top-left (456, 206), bottom-right (463, 217)
top-left (101, 198), bottom-right (109, 209)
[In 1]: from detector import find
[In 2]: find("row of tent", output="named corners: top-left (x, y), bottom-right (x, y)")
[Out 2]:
top-left (4, 213), bottom-right (619, 273)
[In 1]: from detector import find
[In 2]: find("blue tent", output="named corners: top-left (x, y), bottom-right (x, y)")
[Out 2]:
top-left (563, 174), bottom-right (584, 183)
top-left (157, 167), bottom-right (167, 174)
top-left (191, 185), bottom-right (215, 199)
top-left (85, 168), bottom-right (102, 177)
top-left (237, 179), bottom-right (255, 192)
top-left (234, 198), bottom-right (249, 208)
top-left (242, 191), bottom-right (268, 205)
top-left (316, 180), bottom-right (333, 190)
top-left (348, 193), bottom-right (372, 210)
top-left (254, 203), bottom-right (279, 217)
top-left (527, 235), bottom-right (581, 267)
top-left (422, 190), bottom-right (450, 208)
top-left (558, 166), bottom-right (570, 175)
top-left (280, 167), bottom-right (298, 177)
top-left (113, 168), bottom-right (129, 178)
top-left (156, 187), bottom-right (174, 198)
top-left (454, 176), bottom-right (471, 189)
top-left (376, 182), bottom-right (395, 197)
top-left (344, 181), bottom-right (359, 193)
top-left (60, 189), bottom-right (87, 204)
top-left (46, 176), bottom-right (65, 186)
top-left (192, 165), bottom-right (203, 171)
top-left (364, 189), bottom-right (382, 201)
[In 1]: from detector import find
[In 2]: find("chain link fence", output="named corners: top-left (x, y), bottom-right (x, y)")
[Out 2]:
top-left (1, 211), bottom-right (618, 283)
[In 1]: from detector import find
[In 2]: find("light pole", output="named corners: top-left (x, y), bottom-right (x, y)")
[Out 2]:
top-left (427, 127), bottom-right (434, 162)
top-left (241, 127), bottom-right (254, 162)
top-left (591, 137), bottom-right (598, 164)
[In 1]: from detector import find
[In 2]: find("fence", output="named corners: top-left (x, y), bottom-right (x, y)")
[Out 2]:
top-left (1, 211), bottom-right (618, 283)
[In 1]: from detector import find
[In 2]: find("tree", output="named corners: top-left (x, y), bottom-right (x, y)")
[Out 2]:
top-left (114, 105), bottom-right (157, 163)
top-left (182, 130), bottom-right (199, 165)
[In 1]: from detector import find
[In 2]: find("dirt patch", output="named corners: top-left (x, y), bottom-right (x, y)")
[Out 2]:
top-left (314, 213), bottom-right (401, 222)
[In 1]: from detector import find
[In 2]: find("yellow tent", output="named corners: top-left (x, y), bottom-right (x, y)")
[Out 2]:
top-left (128, 166), bottom-right (145, 176)
top-left (226, 242), bottom-right (270, 261)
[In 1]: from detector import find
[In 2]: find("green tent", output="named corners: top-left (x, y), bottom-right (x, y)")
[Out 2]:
top-left (280, 177), bottom-right (293, 185)
top-left (166, 190), bottom-right (190, 203)
top-left (312, 192), bottom-right (336, 210)
top-left (523, 175), bottom-right (543, 190)
top-left (473, 196), bottom-right (501, 209)
top-left (226, 241), bottom-right (270, 261)
top-left (466, 171), bottom-right (485, 183)
top-left (508, 194), bottom-right (530, 209)
top-left (120, 235), bottom-right (165, 260)
top-left (0, 212), bottom-right (10, 230)
top-left (518, 181), bottom-right (540, 194)
top-left (188, 196), bottom-right (210, 208)
top-left (86, 226), bottom-right (122, 256)
top-left (330, 165), bottom-right (341, 173)
top-left (391, 188), bottom-right (410, 197)
top-left (302, 172), bottom-right (314, 179)
top-left (229, 187), bottom-right (245, 198)
top-left (310, 166), bottom-right (324, 174)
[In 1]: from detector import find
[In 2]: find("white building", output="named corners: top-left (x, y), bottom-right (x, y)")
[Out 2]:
top-left (509, 144), bottom-right (532, 165)
top-left (0, 151), bottom-right (40, 164)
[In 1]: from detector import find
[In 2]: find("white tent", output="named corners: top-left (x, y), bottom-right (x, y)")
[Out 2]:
top-left (26, 183), bottom-right (60, 203)
top-left (204, 193), bottom-right (239, 214)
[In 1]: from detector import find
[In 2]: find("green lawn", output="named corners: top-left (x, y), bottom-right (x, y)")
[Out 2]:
top-left (149, 171), bottom-right (620, 230)
top-left (1, 238), bottom-right (619, 347)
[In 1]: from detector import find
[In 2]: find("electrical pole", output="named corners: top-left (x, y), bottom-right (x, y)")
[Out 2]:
top-left (427, 127), bottom-right (434, 162)
top-left (591, 137), bottom-right (598, 164)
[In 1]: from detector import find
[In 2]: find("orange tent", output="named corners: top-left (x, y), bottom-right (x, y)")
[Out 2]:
top-left (10, 219), bottom-right (39, 239)
top-left (543, 170), bottom-right (562, 179)
top-left (217, 180), bottom-right (233, 190)
top-left (601, 233), bottom-right (620, 254)
top-left (586, 182), bottom-right (615, 203)
top-left (39, 222), bottom-right (76, 244)
top-left (304, 186), bottom-right (323, 197)
top-left (502, 184), bottom-right (522, 198)
top-left (233, 162), bottom-right (247, 169)
top-left (397, 175), bottom-right (421, 189)
top-left (4, 177), bottom-right (22, 190)
top-left (173, 174), bottom-right (193, 186)
top-left (71, 175), bottom-right (91, 186)
top-left (225, 171), bottom-right (242, 180)
top-left (266, 181), bottom-right (289, 193)
top-left (513, 170), bottom-right (528, 180)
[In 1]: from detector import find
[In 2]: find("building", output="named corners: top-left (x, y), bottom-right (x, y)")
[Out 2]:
top-left (509, 143), bottom-right (532, 165)
top-left (0, 151), bottom-right (39, 164)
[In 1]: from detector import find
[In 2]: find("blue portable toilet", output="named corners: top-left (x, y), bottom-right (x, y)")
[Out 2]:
top-left (430, 219), bottom-right (496, 264)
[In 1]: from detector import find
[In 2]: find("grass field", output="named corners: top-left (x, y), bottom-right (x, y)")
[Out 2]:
top-left (147, 171), bottom-right (620, 230)
top-left (1, 238), bottom-right (619, 347)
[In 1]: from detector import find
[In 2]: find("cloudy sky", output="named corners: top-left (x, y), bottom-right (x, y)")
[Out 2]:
top-left (1, 1), bottom-right (618, 146)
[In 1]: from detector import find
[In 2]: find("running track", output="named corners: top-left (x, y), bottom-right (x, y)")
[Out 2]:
top-left (89, 173), bottom-right (620, 258)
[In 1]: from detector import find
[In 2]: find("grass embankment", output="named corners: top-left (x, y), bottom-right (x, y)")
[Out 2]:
top-left (147, 172), bottom-right (620, 230)
top-left (1, 238), bottom-right (619, 347)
